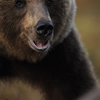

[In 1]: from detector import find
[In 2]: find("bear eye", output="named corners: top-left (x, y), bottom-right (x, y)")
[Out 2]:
top-left (15, 0), bottom-right (25, 8)
top-left (46, 0), bottom-right (53, 6)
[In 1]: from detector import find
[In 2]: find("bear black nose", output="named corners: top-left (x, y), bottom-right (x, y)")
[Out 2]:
top-left (35, 21), bottom-right (53, 37)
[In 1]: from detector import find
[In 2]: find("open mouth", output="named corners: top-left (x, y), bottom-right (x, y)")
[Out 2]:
top-left (29, 40), bottom-right (50, 51)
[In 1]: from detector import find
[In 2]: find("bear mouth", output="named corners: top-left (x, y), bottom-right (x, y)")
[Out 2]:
top-left (29, 40), bottom-right (50, 51)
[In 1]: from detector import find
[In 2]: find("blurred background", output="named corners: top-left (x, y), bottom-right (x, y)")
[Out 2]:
top-left (0, 0), bottom-right (100, 100)
top-left (75, 0), bottom-right (100, 81)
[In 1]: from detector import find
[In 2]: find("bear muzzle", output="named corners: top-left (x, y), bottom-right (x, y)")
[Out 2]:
top-left (28, 20), bottom-right (53, 51)
top-left (35, 21), bottom-right (53, 38)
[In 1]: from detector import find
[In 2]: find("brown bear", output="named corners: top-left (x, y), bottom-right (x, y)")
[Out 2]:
top-left (78, 88), bottom-right (100, 100)
top-left (0, 0), bottom-right (97, 100)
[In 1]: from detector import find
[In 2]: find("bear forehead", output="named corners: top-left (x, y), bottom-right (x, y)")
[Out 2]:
top-left (0, 0), bottom-right (68, 8)
top-left (1, 0), bottom-right (66, 3)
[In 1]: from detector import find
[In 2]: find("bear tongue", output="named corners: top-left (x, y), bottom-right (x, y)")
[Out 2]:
top-left (34, 41), bottom-right (46, 47)
top-left (30, 40), bottom-right (49, 50)
top-left (36, 42), bottom-right (44, 47)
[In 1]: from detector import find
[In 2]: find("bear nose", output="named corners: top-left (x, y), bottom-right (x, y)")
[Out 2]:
top-left (35, 21), bottom-right (53, 37)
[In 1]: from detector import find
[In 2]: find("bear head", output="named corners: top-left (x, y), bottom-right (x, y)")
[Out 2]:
top-left (0, 0), bottom-right (76, 63)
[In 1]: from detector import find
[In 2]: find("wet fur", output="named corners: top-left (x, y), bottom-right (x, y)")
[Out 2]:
top-left (0, 0), bottom-right (97, 100)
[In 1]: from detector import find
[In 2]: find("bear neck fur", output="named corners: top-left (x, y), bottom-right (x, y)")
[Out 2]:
top-left (0, 28), bottom-right (97, 100)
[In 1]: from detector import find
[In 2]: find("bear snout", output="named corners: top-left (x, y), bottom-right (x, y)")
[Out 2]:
top-left (35, 21), bottom-right (53, 38)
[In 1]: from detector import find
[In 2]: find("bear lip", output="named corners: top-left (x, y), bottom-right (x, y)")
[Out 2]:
top-left (29, 40), bottom-right (49, 51)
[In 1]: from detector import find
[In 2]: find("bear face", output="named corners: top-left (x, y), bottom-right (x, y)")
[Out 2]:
top-left (0, 1), bottom-right (97, 100)
top-left (0, 0), bottom-right (76, 62)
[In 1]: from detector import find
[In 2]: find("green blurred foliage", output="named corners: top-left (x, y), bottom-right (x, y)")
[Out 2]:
top-left (75, 0), bottom-right (100, 80)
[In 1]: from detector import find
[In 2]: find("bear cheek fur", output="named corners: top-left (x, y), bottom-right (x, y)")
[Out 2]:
top-left (0, 1), bottom-right (40, 63)
top-left (49, 0), bottom-right (76, 47)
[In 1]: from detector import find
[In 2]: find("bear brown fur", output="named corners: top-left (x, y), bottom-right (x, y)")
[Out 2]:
top-left (78, 88), bottom-right (100, 100)
top-left (0, 0), bottom-right (97, 100)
